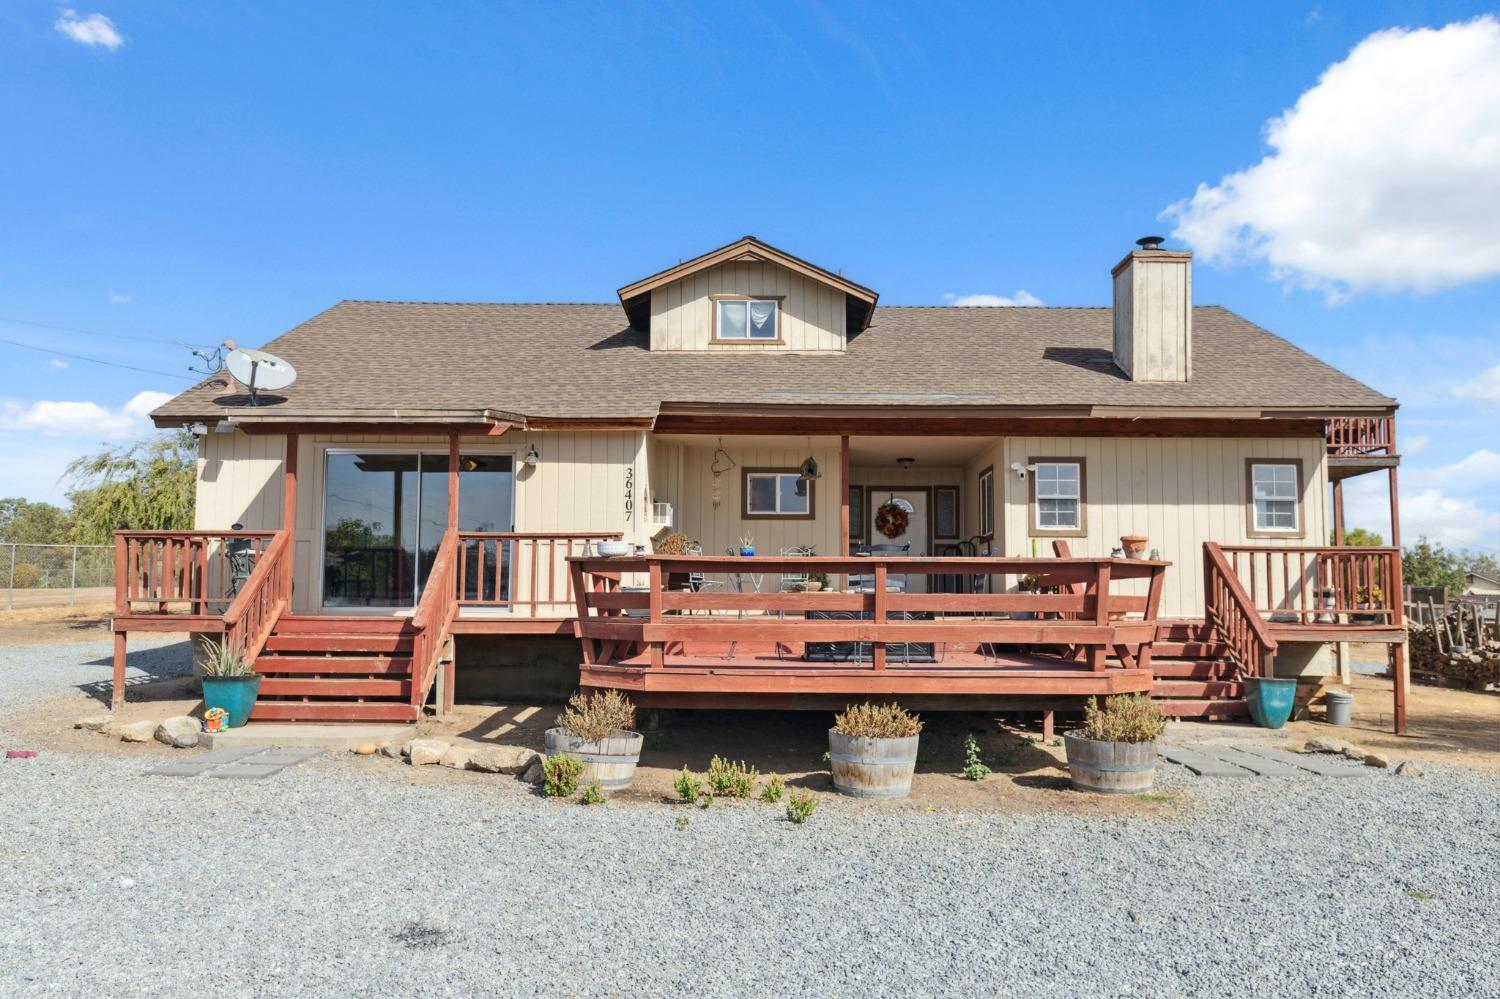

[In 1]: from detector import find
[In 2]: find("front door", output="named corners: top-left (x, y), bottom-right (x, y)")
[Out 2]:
top-left (869, 490), bottom-right (929, 594)
top-left (320, 451), bottom-right (514, 608)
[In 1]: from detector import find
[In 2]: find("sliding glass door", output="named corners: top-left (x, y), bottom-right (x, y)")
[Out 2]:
top-left (321, 451), bottom-right (513, 608)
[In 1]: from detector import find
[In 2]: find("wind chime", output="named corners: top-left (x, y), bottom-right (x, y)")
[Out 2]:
top-left (709, 437), bottom-right (735, 508)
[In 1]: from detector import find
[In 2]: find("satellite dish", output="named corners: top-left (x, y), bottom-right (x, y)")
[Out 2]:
top-left (225, 348), bottom-right (296, 406)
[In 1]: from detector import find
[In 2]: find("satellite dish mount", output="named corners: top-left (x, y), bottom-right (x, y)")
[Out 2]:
top-left (224, 347), bottom-right (297, 407)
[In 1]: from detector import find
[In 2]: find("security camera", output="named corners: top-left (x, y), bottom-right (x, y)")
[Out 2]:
top-left (1010, 462), bottom-right (1036, 479)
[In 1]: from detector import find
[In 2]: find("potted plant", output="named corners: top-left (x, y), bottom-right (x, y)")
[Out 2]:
top-left (1120, 535), bottom-right (1149, 559)
top-left (805, 572), bottom-right (829, 593)
top-left (827, 702), bottom-right (923, 799)
top-left (1063, 694), bottom-right (1166, 793)
top-left (738, 535), bottom-right (756, 557)
top-left (544, 689), bottom-right (643, 794)
top-left (1243, 671), bottom-right (1298, 729)
top-left (198, 636), bottom-right (260, 729)
top-left (1353, 584), bottom-right (1384, 624)
top-left (654, 532), bottom-right (694, 591)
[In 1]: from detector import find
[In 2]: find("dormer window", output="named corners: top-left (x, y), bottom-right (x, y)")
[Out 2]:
top-left (713, 296), bottom-right (781, 343)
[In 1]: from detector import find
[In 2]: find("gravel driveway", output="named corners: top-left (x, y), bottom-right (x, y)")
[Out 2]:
top-left (2, 640), bottom-right (1498, 997)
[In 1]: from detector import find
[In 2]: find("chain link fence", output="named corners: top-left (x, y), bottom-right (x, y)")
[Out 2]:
top-left (2, 542), bottom-right (115, 609)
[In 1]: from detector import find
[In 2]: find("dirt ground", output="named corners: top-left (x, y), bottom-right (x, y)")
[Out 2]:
top-left (0, 601), bottom-right (115, 646)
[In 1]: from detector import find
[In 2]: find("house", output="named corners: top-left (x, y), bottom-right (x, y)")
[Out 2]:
top-left (1465, 572), bottom-right (1500, 600)
top-left (118, 236), bottom-right (1410, 732)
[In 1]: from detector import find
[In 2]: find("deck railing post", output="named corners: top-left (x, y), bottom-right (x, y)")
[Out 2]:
top-left (871, 563), bottom-right (887, 671)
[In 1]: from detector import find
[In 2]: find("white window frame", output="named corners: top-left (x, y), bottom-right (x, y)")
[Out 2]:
top-left (1032, 460), bottom-right (1084, 534)
top-left (978, 466), bottom-right (995, 539)
top-left (714, 297), bottom-right (780, 342)
top-left (1248, 460), bottom-right (1302, 536)
top-left (743, 469), bottom-right (813, 518)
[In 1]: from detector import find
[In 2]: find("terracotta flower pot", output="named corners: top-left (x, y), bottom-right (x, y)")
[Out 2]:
top-left (1120, 535), bottom-right (1149, 559)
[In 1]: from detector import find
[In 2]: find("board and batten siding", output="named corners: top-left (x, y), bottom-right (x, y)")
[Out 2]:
top-left (649, 261), bottom-right (846, 352)
top-left (1112, 252), bottom-right (1192, 382)
top-left (999, 436), bottom-right (1328, 617)
top-left (196, 429), bottom-right (647, 613)
top-left (670, 441), bottom-right (842, 561)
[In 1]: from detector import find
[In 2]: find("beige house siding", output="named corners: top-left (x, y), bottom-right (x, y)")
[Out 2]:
top-left (649, 261), bottom-right (846, 352)
top-left (196, 429), bottom-right (646, 613)
top-left (998, 436), bottom-right (1328, 617)
top-left (1113, 252), bottom-right (1192, 382)
top-left (851, 466), bottom-right (964, 549)
top-left (961, 439), bottom-right (1007, 551)
top-left (672, 440), bottom-right (842, 559)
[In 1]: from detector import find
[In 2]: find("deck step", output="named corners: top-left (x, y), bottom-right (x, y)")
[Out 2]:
top-left (1151, 679), bottom-right (1243, 698)
top-left (1147, 659), bottom-right (1236, 679)
top-left (249, 701), bottom-right (421, 722)
top-left (258, 677), bottom-right (412, 698)
top-left (264, 634), bottom-right (414, 654)
top-left (254, 655), bottom-right (413, 676)
top-left (1158, 698), bottom-right (1249, 718)
top-left (273, 616), bottom-right (414, 634)
top-left (1151, 641), bottom-right (1230, 659)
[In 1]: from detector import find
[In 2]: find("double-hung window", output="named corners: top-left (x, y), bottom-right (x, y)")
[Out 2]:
top-left (715, 298), bottom-right (779, 342)
top-left (743, 469), bottom-right (813, 518)
top-left (1248, 461), bottom-right (1302, 536)
top-left (1031, 459), bottom-right (1085, 535)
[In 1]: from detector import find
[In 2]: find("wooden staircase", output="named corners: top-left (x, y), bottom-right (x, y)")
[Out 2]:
top-left (1147, 620), bottom-right (1248, 719)
top-left (250, 616), bottom-right (423, 722)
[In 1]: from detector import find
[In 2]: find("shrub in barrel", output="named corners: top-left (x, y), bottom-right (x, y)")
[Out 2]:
top-left (828, 702), bottom-right (923, 799)
top-left (544, 690), bottom-right (643, 795)
top-left (1063, 694), bottom-right (1166, 794)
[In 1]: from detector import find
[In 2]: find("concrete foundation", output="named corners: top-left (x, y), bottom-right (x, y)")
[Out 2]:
top-left (455, 635), bottom-right (582, 701)
top-left (201, 722), bottom-right (416, 751)
top-left (1272, 641), bottom-right (1336, 678)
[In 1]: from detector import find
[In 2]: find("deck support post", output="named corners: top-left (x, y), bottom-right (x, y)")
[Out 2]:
top-left (1042, 709), bottom-right (1054, 741)
top-left (111, 631), bottom-right (127, 711)
top-left (1387, 465), bottom-right (1406, 734)
top-left (447, 432), bottom-right (461, 534)
top-left (839, 435), bottom-right (850, 558)
top-left (1332, 479), bottom-right (1345, 546)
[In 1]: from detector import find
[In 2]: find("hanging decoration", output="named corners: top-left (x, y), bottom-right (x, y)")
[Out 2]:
top-left (874, 498), bottom-right (910, 539)
top-left (710, 437), bottom-right (735, 509)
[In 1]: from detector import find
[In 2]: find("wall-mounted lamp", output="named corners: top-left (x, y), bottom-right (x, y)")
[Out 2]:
top-left (896, 457), bottom-right (915, 468)
top-left (214, 420), bottom-right (238, 434)
top-left (524, 444), bottom-right (540, 467)
top-left (1009, 462), bottom-right (1037, 479)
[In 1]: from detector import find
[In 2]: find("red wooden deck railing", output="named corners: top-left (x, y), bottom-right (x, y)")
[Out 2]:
top-left (569, 554), bottom-right (1170, 686)
top-left (411, 530), bottom-right (460, 712)
top-left (1203, 543), bottom-right (1279, 678)
top-left (455, 531), bottom-right (624, 617)
top-left (222, 530), bottom-right (293, 662)
top-left (1325, 415), bottom-right (1395, 458)
top-left (1215, 544), bottom-right (1402, 626)
top-left (113, 529), bottom-right (278, 617)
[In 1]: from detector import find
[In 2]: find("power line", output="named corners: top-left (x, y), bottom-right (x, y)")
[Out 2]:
top-left (0, 314), bottom-right (199, 348)
top-left (0, 337), bottom-right (200, 381)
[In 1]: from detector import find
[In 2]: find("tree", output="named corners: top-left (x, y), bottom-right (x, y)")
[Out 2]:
top-left (64, 430), bottom-right (197, 544)
top-left (1401, 538), bottom-right (1466, 595)
top-left (0, 498), bottom-right (73, 543)
top-left (1332, 527), bottom-right (1384, 546)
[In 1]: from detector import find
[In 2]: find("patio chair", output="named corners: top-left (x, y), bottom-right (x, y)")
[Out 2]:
top-left (851, 542), bottom-right (909, 592)
top-left (223, 523), bottom-right (258, 600)
top-left (777, 545), bottom-right (815, 592)
top-left (682, 543), bottom-right (724, 615)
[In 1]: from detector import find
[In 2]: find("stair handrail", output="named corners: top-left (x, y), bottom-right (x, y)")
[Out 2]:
top-left (1203, 541), bottom-right (1279, 678)
top-left (411, 529), bottom-right (460, 710)
top-left (222, 529), bottom-right (293, 663)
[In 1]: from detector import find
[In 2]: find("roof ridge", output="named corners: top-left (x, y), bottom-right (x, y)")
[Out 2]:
top-left (334, 300), bottom-right (1233, 311)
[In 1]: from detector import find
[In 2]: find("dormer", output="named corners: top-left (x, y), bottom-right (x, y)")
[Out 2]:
top-left (617, 236), bottom-right (878, 352)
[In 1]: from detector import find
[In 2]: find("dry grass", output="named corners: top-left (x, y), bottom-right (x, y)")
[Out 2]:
top-left (554, 689), bottom-right (636, 741)
top-left (1082, 694), bottom-right (1167, 744)
top-left (833, 702), bottom-right (923, 739)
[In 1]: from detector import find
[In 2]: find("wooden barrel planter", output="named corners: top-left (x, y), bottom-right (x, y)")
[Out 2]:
top-left (828, 730), bottom-right (919, 799)
top-left (1062, 732), bottom-right (1158, 794)
top-left (543, 728), bottom-right (643, 793)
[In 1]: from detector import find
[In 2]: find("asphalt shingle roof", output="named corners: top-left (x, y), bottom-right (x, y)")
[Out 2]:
top-left (152, 301), bottom-right (1394, 424)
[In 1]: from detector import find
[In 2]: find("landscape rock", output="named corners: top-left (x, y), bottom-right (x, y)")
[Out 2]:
top-left (522, 761), bottom-right (545, 785)
top-left (119, 720), bottom-right (157, 743)
top-left (1304, 736), bottom-right (1355, 756)
top-left (154, 716), bottom-right (200, 749)
top-left (352, 743), bottom-right (378, 756)
top-left (439, 747), bottom-right (473, 770)
top-left (1395, 761), bottom-right (1425, 777)
top-left (406, 738), bottom-right (448, 766)
top-left (1362, 751), bottom-right (1391, 769)
top-left (75, 715), bottom-right (112, 732)
top-left (380, 743), bottom-right (403, 759)
top-left (469, 746), bottom-right (541, 775)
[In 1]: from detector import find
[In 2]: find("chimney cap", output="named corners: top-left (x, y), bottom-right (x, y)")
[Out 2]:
top-left (1135, 235), bottom-right (1167, 251)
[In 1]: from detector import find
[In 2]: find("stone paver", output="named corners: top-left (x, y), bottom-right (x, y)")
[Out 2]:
top-left (1159, 746), bottom-right (1257, 777)
top-left (142, 761), bottom-right (218, 777)
top-left (143, 744), bottom-right (322, 779)
top-left (209, 764), bottom-right (285, 780)
top-left (1231, 744), bottom-right (1365, 777)
top-left (194, 745), bottom-right (274, 765)
top-left (1223, 745), bottom-right (1308, 777)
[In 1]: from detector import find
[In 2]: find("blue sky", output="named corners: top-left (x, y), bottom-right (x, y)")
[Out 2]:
top-left (1, 2), bottom-right (1497, 552)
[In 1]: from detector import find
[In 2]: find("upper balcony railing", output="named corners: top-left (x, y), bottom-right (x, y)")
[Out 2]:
top-left (114, 529), bottom-right (279, 618)
top-left (1215, 544), bottom-right (1403, 629)
top-left (456, 531), bottom-right (624, 617)
top-left (1326, 416), bottom-right (1396, 458)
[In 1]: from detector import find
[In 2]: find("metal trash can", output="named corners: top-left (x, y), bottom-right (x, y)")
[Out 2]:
top-left (1325, 689), bottom-right (1353, 726)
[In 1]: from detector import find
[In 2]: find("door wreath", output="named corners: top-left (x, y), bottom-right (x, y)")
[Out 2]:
top-left (874, 500), bottom-right (910, 539)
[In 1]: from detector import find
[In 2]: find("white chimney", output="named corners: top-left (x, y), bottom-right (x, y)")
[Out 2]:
top-left (1112, 236), bottom-right (1192, 382)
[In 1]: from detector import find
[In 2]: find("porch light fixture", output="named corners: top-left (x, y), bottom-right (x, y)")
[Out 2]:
top-left (896, 457), bottom-right (915, 468)
top-left (214, 420), bottom-right (238, 434)
top-left (524, 444), bottom-right (540, 466)
top-left (187, 422), bottom-right (209, 437)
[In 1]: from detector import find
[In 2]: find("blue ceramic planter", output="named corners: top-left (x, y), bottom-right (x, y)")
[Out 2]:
top-left (739, 547), bottom-right (756, 556)
top-left (1243, 676), bottom-right (1296, 729)
top-left (202, 675), bottom-right (261, 728)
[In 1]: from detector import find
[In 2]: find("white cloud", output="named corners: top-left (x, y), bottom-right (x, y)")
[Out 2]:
top-left (0, 390), bottom-right (171, 439)
top-left (54, 9), bottom-right (124, 49)
top-left (1346, 447), bottom-right (1500, 552)
top-left (108, 290), bottom-right (131, 305)
top-left (1454, 362), bottom-right (1500, 404)
top-left (1402, 433), bottom-right (1429, 456)
top-left (944, 290), bottom-right (1044, 307)
top-left (1164, 17), bottom-right (1500, 298)
top-left (48, 359), bottom-right (69, 370)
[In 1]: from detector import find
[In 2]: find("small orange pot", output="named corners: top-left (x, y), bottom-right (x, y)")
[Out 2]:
top-left (1120, 535), bottom-right (1149, 559)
